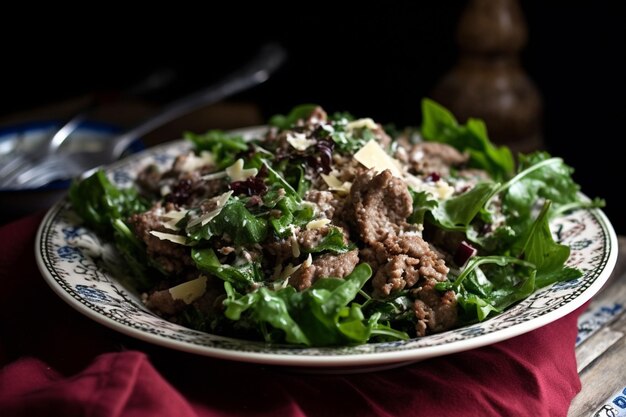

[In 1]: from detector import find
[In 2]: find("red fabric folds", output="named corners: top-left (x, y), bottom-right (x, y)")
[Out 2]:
top-left (0, 213), bottom-right (582, 417)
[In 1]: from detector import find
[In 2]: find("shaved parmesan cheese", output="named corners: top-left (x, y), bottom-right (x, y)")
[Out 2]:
top-left (168, 276), bottom-right (207, 304)
top-left (290, 226), bottom-right (300, 258)
top-left (286, 132), bottom-right (316, 151)
top-left (346, 118), bottom-right (379, 132)
top-left (200, 171), bottom-right (228, 181)
top-left (149, 231), bottom-right (188, 245)
top-left (279, 262), bottom-right (303, 280)
top-left (225, 159), bottom-right (258, 182)
top-left (320, 174), bottom-right (352, 195)
top-left (433, 180), bottom-right (455, 200)
top-left (404, 174), bottom-right (455, 200)
top-left (306, 218), bottom-right (331, 230)
top-left (187, 191), bottom-right (233, 228)
top-left (302, 253), bottom-right (313, 268)
top-left (161, 219), bottom-right (181, 231)
top-left (354, 140), bottom-right (403, 177)
top-left (160, 185), bottom-right (172, 196)
top-left (179, 151), bottom-right (215, 172)
top-left (161, 210), bottom-right (188, 231)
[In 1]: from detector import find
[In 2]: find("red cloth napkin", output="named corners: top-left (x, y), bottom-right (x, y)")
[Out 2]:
top-left (0, 212), bottom-right (583, 417)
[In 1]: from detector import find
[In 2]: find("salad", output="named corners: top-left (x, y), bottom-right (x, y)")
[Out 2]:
top-left (69, 99), bottom-right (604, 347)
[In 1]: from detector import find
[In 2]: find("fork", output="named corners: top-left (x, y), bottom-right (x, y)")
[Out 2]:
top-left (1, 42), bottom-right (286, 189)
top-left (0, 68), bottom-right (178, 187)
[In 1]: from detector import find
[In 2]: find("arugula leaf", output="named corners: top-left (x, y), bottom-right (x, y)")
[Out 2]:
top-left (268, 194), bottom-right (315, 238)
top-left (475, 153), bottom-right (604, 253)
top-left (223, 263), bottom-right (406, 346)
top-left (428, 182), bottom-right (500, 231)
top-left (302, 227), bottom-right (353, 254)
top-left (421, 98), bottom-right (514, 180)
top-left (516, 201), bottom-right (582, 287)
top-left (110, 219), bottom-right (155, 290)
top-left (69, 170), bottom-right (154, 288)
top-left (437, 255), bottom-right (535, 291)
top-left (224, 284), bottom-right (310, 345)
top-left (438, 256), bottom-right (537, 323)
top-left (408, 189), bottom-right (438, 225)
top-left (184, 130), bottom-right (248, 169)
top-left (269, 104), bottom-right (319, 130)
top-left (498, 153), bottom-right (603, 221)
top-left (189, 199), bottom-right (267, 245)
top-left (69, 170), bottom-right (149, 234)
top-left (191, 247), bottom-right (264, 291)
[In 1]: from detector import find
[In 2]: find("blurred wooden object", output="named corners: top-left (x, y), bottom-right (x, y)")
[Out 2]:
top-left (432, 0), bottom-right (543, 154)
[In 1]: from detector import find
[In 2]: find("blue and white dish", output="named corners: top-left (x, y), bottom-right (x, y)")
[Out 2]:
top-left (0, 120), bottom-right (141, 221)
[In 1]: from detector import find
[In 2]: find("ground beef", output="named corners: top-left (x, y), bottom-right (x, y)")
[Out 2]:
top-left (412, 282), bottom-right (458, 336)
top-left (263, 238), bottom-right (294, 265)
top-left (297, 227), bottom-right (329, 252)
top-left (305, 190), bottom-right (342, 220)
top-left (408, 142), bottom-right (468, 176)
top-left (289, 249), bottom-right (359, 291)
top-left (372, 254), bottom-right (421, 297)
top-left (347, 169), bottom-right (413, 245)
top-left (146, 275), bottom-right (225, 317)
top-left (384, 235), bottom-right (449, 282)
top-left (129, 204), bottom-right (194, 274)
top-left (370, 234), bottom-right (449, 298)
top-left (331, 155), bottom-right (368, 183)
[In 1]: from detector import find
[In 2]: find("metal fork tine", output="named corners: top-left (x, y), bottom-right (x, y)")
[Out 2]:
top-left (12, 156), bottom-right (83, 189)
top-left (0, 153), bottom-right (30, 180)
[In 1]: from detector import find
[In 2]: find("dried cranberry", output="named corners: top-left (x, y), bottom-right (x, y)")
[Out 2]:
top-left (454, 241), bottom-right (478, 267)
top-left (165, 178), bottom-right (193, 205)
top-left (229, 176), bottom-right (267, 196)
top-left (426, 172), bottom-right (441, 182)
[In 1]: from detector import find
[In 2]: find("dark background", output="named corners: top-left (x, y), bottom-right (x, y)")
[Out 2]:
top-left (1, 3), bottom-right (624, 233)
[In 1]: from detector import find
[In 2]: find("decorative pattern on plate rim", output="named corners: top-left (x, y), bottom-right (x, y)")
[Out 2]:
top-left (35, 132), bottom-right (618, 366)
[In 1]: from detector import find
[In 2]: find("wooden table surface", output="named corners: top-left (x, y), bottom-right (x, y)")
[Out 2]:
top-left (569, 236), bottom-right (626, 416)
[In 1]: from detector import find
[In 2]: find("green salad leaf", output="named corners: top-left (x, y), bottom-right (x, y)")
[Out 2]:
top-left (421, 98), bottom-right (514, 180)
top-left (184, 130), bottom-right (248, 169)
top-left (224, 264), bottom-right (408, 346)
top-left (269, 104), bottom-right (319, 130)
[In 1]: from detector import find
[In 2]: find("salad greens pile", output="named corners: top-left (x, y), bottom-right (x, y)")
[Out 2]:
top-left (69, 98), bottom-right (604, 347)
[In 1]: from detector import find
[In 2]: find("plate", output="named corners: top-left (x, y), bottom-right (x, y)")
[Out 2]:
top-left (0, 121), bottom-right (141, 223)
top-left (35, 130), bottom-right (619, 369)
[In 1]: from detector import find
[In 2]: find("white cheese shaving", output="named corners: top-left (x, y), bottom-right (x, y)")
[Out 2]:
top-left (354, 140), bottom-right (403, 178)
top-left (286, 132), bottom-right (316, 151)
top-left (160, 209), bottom-right (189, 231)
top-left (346, 118), bottom-right (379, 132)
top-left (179, 151), bottom-right (215, 172)
top-left (162, 209), bottom-right (188, 220)
top-left (160, 185), bottom-right (172, 196)
top-left (168, 276), bottom-right (207, 304)
top-left (320, 173), bottom-right (352, 195)
top-left (306, 218), bottom-right (331, 230)
top-left (279, 262), bottom-right (303, 280)
top-left (225, 159), bottom-right (258, 182)
top-left (290, 225), bottom-right (300, 258)
top-left (404, 174), bottom-right (455, 200)
top-left (149, 231), bottom-right (188, 245)
top-left (302, 253), bottom-right (313, 268)
top-left (187, 190), bottom-right (233, 228)
top-left (200, 171), bottom-right (228, 181)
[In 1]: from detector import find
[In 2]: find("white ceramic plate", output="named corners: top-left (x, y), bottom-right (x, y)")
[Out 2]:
top-left (35, 131), bottom-right (618, 369)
